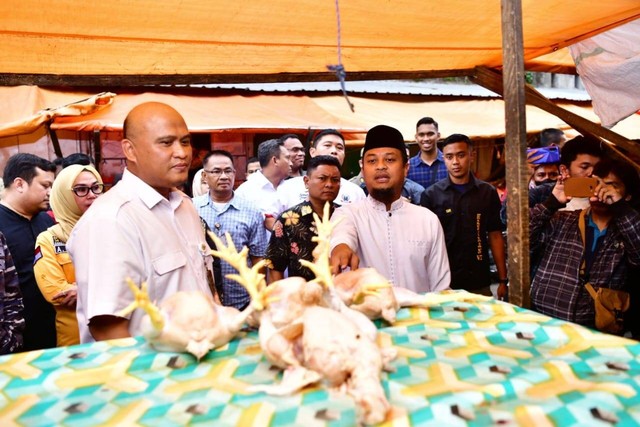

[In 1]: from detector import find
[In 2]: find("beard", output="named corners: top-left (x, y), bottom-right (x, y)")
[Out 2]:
top-left (369, 187), bottom-right (397, 205)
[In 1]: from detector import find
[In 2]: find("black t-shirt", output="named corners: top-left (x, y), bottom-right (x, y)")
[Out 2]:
top-left (421, 175), bottom-right (504, 290)
top-left (0, 205), bottom-right (56, 350)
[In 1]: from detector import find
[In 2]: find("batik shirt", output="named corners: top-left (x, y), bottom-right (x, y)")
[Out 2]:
top-left (266, 201), bottom-right (335, 281)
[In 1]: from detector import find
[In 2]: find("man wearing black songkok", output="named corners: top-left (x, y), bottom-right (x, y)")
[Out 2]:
top-left (328, 125), bottom-right (451, 293)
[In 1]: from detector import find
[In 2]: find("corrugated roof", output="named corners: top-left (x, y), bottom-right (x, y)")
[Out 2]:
top-left (177, 80), bottom-right (591, 101)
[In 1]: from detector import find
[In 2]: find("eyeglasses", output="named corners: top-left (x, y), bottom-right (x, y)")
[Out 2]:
top-left (204, 168), bottom-right (235, 177)
top-left (71, 183), bottom-right (104, 197)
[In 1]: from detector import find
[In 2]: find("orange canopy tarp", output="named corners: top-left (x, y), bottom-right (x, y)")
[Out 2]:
top-left (312, 96), bottom-right (640, 142)
top-left (1, 1), bottom-right (638, 77)
top-left (51, 91), bottom-right (366, 134)
top-left (45, 88), bottom-right (640, 142)
top-left (0, 86), bottom-right (114, 138)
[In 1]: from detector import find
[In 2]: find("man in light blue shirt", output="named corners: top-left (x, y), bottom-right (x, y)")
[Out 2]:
top-left (194, 150), bottom-right (268, 309)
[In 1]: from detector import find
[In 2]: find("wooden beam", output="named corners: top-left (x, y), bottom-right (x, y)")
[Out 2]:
top-left (472, 66), bottom-right (640, 166)
top-left (0, 69), bottom-right (474, 87)
top-left (524, 86), bottom-right (640, 160)
top-left (45, 122), bottom-right (63, 159)
top-left (499, 0), bottom-right (530, 308)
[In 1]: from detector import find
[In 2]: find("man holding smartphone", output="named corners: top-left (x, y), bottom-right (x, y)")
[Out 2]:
top-left (529, 136), bottom-right (604, 209)
top-left (529, 158), bottom-right (640, 329)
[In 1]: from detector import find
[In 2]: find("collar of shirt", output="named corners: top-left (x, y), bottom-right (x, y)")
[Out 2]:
top-left (586, 211), bottom-right (608, 252)
top-left (366, 194), bottom-right (405, 212)
top-left (443, 173), bottom-right (480, 190)
top-left (253, 170), bottom-right (280, 191)
top-left (410, 149), bottom-right (444, 165)
top-left (121, 168), bottom-right (185, 211)
top-left (194, 192), bottom-right (241, 211)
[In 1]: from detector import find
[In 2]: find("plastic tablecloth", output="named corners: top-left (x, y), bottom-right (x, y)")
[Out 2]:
top-left (1, 291), bottom-right (639, 426)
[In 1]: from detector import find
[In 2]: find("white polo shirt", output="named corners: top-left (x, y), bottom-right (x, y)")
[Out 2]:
top-left (68, 169), bottom-right (212, 343)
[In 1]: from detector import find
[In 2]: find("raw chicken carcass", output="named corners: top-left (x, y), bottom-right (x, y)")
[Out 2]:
top-left (255, 305), bottom-right (390, 425)
top-left (333, 268), bottom-right (399, 323)
top-left (117, 279), bottom-right (252, 360)
top-left (209, 208), bottom-right (394, 425)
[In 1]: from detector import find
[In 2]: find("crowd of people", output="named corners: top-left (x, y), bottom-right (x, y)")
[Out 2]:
top-left (0, 101), bottom-right (638, 355)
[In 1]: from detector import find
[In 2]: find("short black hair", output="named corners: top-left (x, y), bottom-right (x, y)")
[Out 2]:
top-left (306, 155), bottom-right (341, 175)
top-left (3, 153), bottom-right (56, 186)
top-left (203, 150), bottom-right (234, 166)
top-left (278, 134), bottom-right (301, 144)
top-left (247, 156), bottom-right (259, 164)
top-left (441, 133), bottom-right (472, 150)
top-left (63, 153), bottom-right (94, 168)
top-left (559, 135), bottom-right (604, 168)
top-left (539, 128), bottom-right (565, 147)
top-left (593, 158), bottom-right (640, 201)
top-left (257, 139), bottom-right (284, 168)
top-left (416, 117), bottom-right (439, 131)
top-left (312, 129), bottom-right (344, 148)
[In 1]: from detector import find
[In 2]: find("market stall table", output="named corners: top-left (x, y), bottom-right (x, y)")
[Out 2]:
top-left (1, 291), bottom-right (639, 426)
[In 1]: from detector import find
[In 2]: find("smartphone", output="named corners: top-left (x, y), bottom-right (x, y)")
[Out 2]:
top-left (564, 177), bottom-right (598, 198)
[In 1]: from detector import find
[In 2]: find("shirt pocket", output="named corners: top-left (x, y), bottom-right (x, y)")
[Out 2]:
top-left (152, 251), bottom-right (187, 276)
top-left (57, 253), bottom-right (76, 284)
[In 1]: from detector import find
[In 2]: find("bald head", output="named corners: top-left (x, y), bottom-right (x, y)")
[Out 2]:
top-left (123, 102), bottom-right (186, 141)
top-left (121, 102), bottom-right (192, 198)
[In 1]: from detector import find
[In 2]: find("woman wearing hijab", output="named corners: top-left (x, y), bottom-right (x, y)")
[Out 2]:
top-left (191, 168), bottom-right (209, 198)
top-left (34, 164), bottom-right (103, 346)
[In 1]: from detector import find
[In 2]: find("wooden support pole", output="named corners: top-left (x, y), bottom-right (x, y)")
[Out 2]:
top-left (499, 0), bottom-right (530, 308)
top-left (45, 122), bottom-right (63, 159)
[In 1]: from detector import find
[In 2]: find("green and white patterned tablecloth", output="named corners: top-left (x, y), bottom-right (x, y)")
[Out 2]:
top-left (1, 290), bottom-right (639, 426)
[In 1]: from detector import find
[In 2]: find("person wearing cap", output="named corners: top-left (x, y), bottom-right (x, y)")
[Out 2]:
top-left (353, 145), bottom-right (426, 205)
top-left (329, 125), bottom-right (450, 293)
top-left (421, 134), bottom-right (508, 300)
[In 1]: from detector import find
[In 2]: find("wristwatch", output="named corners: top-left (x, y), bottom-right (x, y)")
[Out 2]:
top-left (498, 278), bottom-right (509, 285)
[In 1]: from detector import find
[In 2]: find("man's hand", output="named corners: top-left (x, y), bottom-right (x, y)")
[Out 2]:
top-left (330, 243), bottom-right (359, 275)
top-left (551, 175), bottom-right (570, 204)
top-left (591, 178), bottom-right (624, 205)
top-left (497, 282), bottom-right (508, 301)
top-left (52, 285), bottom-right (78, 308)
top-left (89, 315), bottom-right (131, 341)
